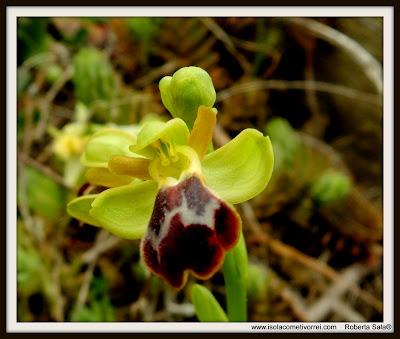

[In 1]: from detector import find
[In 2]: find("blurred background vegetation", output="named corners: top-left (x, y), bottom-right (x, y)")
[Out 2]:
top-left (17, 17), bottom-right (383, 322)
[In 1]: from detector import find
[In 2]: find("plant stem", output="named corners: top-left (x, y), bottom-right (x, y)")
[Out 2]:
top-left (222, 231), bottom-right (248, 321)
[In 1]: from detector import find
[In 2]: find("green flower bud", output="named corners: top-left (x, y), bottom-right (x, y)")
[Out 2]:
top-left (45, 64), bottom-right (63, 84)
top-left (159, 66), bottom-right (216, 128)
top-left (310, 171), bottom-right (352, 206)
top-left (265, 117), bottom-right (300, 172)
top-left (73, 48), bottom-right (116, 106)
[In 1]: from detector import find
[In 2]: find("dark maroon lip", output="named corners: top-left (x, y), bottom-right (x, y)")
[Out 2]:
top-left (141, 175), bottom-right (241, 289)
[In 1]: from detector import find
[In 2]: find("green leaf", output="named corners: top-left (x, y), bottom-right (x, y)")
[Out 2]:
top-left (17, 18), bottom-right (51, 62)
top-left (191, 284), bottom-right (228, 322)
top-left (202, 129), bottom-right (274, 204)
top-left (222, 232), bottom-right (248, 322)
top-left (67, 195), bottom-right (101, 227)
top-left (18, 166), bottom-right (66, 222)
top-left (90, 180), bottom-right (158, 239)
top-left (17, 242), bottom-right (44, 296)
top-left (131, 118), bottom-right (189, 158)
top-left (81, 129), bottom-right (136, 168)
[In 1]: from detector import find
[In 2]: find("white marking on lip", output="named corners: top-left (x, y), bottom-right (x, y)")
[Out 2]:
top-left (148, 190), bottom-right (221, 251)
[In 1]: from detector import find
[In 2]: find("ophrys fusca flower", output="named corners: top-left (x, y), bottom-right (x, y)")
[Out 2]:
top-left (67, 67), bottom-right (274, 289)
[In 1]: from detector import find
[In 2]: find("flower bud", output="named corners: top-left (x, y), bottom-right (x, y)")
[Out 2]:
top-left (310, 171), bottom-right (352, 206)
top-left (45, 64), bottom-right (63, 84)
top-left (265, 117), bottom-right (299, 172)
top-left (159, 66), bottom-right (216, 128)
top-left (73, 48), bottom-right (116, 106)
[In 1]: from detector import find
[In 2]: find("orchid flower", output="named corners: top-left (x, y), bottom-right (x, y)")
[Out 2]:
top-left (67, 67), bottom-right (274, 289)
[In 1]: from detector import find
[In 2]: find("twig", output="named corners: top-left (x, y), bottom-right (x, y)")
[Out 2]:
top-left (241, 202), bottom-right (383, 313)
top-left (130, 296), bottom-right (149, 320)
top-left (17, 162), bottom-right (35, 234)
top-left (34, 65), bottom-right (73, 140)
top-left (299, 132), bottom-right (350, 173)
top-left (75, 230), bottom-right (119, 313)
top-left (18, 152), bottom-right (73, 191)
top-left (18, 52), bottom-right (53, 73)
top-left (212, 125), bottom-right (382, 313)
top-left (216, 79), bottom-right (381, 106)
top-left (269, 268), bottom-right (309, 321)
top-left (331, 300), bottom-right (366, 322)
top-left (271, 265), bottom-right (367, 322)
top-left (305, 264), bottom-right (369, 321)
top-left (242, 202), bottom-right (335, 279)
top-left (74, 259), bottom-right (96, 315)
top-left (130, 278), bottom-right (160, 321)
top-left (48, 253), bottom-right (66, 321)
top-left (36, 143), bottom-right (57, 164)
top-left (199, 18), bottom-right (252, 73)
top-left (281, 18), bottom-right (382, 95)
top-left (164, 289), bottom-right (195, 317)
top-left (213, 123), bottom-right (231, 146)
top-left (81, 232), bottom-right (122, 264)
top-left (231, 37), bottom-right (275, 55)
top-left (302, 45), bottom-right (328, 138)
top-left (133, 60), bottom-right (181, 88)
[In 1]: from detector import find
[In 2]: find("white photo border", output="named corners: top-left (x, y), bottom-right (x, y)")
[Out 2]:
top-left (6, 5), bottom-right (394, 333)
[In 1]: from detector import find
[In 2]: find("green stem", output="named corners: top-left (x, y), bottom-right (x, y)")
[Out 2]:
top-left (222, 231), bottom-right (248, 321)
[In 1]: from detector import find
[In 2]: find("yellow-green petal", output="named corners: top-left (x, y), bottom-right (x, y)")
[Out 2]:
top-left (67, 195), bottom-right (101, 227)
top-left (130, 118), bottom-right (189, 158)
top-left (202, 129), bottom-right (274, 204)
top-left (90, 180), bottom-right (158, 239)
top-left (81, 129), bottom-right (136, 168)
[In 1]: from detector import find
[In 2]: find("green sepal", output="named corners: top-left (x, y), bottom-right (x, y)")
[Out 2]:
top-left (202, 129), bottom-right (274, 204)
top-left (90, 180), bottom-right (158, 239)
top-left (67, 194), bottom-right (101, 227)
